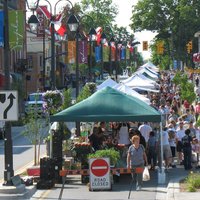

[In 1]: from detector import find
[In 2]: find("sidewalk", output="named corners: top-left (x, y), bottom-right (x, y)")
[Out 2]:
top-left (164, 164), bottom-right (200, 200)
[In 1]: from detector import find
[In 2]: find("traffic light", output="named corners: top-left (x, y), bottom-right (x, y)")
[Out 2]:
top-left (143, 41), bottom-right (148, 51)
top-left (186, 40), bottom-right (192, 54)
top-left (156, 41), bottom-right (164, 54)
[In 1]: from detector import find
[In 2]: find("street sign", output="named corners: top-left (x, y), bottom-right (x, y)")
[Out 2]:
top-left (89, 158), bottom-right (111, 190)
top-left (0, 91), bottom-right (18, 121)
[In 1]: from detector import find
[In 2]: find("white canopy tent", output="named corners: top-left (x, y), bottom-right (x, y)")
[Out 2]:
top-left (140, 61), bottom-right (159, 72)
top-left (112, 83), bottom-right (151, 104)
top-left (97, 78), bottom-right (118, 90)
top-left (137, 68), bottom-right (158, 80)
top-left (121, 74), bottom-right (156, 89)
top-left (135, 73), bottom-right (157, 84)
top-left (132, 86), bottom-right (159, 93)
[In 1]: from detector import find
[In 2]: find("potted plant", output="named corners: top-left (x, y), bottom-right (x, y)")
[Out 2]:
top-left (88, 148), bottom-right (120, 166)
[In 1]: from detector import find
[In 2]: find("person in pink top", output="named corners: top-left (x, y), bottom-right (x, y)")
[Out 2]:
top-left (195, 101), bottom-right (200, 121)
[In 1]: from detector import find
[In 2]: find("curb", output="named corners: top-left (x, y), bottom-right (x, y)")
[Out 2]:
top-left (166, 175), bottom-right (186, 200)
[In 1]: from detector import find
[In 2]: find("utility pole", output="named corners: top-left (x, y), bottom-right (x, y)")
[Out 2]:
top-left (3, 0), bottom-right (14, 186)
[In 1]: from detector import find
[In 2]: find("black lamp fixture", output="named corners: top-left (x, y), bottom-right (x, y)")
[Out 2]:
top-left (26, 0), bottom-right (40, 28)
top-left (28, 14), bottom-right (39, 24)
top-left (67, 14), bottom-right (79, 32)
top-left (88, 27), bottom-right (97, 41)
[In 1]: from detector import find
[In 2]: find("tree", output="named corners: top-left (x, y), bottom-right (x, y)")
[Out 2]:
top-left (22, 96), bottom-right (48, 166)
top-left (77, 82), bottom-right (96, 103)
top-left (61, 88), bottom-right (72, 110)
top-left (172, 72), bottom-right (196, 104)
top-left (79, 0), bottom-right (118, 29)
top-left (130, 0), bottom-right (200, 64)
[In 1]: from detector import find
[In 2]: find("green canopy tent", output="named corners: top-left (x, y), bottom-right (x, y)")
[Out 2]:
top-left (50, 87), bottom-right (166, 183)
top-left (50, 86), bottom-right (161, 122)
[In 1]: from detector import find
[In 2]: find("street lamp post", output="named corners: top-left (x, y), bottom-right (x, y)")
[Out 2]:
top-left (67, 14), bottom-right (96, 96)
top-left (3, 0), bottom-right (14, 186)
top-left (27, 0), bottom-right (73, 90)
top-left (88, 28), bottom-right (97, 82)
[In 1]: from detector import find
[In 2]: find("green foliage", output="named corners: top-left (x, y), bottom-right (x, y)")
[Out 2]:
top-left (22, 109), bottom-right (48, 165)
top-left (131, 0), bottom-right (200, 62)
top-left (172, 71), bottom-right (183, 86)
top-left (22, 110), bottom-right (47, 145)
top-left (61, 88), bottom-right (72, 110)
top-left (185, 172), bottom-right (200, 192)
top-left (180, 81), bottom-right (196, 104)
top-left (172, 72), bottom-right (196, 104)
top-left (76, 83), bottom-right (96, 103)
top-left (80, 0), bottom-right (118, 29)
top-left (88, 148), bottom-right (120, 166)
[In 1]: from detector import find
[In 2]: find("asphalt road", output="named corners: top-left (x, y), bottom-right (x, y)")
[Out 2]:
top-left (0, 126), bottom-right (47, 180)
top-left (31, 173), bottom-right (158, 200)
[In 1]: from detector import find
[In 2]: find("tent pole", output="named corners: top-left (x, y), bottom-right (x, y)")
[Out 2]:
top-left (158, 122), bottom-right (166, 184)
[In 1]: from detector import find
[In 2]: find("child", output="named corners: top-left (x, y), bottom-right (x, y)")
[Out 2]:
top-left (191, 138), bottom-right (200, 168)
top-left (147, 131), bottom-right (157, 170)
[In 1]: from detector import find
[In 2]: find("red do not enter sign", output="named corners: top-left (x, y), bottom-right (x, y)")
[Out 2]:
top-left (91, 159), bottom-right (109, 177)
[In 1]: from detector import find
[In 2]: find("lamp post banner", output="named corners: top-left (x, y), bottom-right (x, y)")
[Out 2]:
top-left (78, 41), bottom-right (88, 63)
top-left (111, 47), bottom-right (116, 61)
top-left (121, 47), bottom-right (125, 60)
top-left (117, 48), bottom-right (121, 61)
top-left (95, 46), bottom-right (101, 62)
top-left (126, 48), bottom-right (130, 59)
top-left (0, 11), bottom-right (4, 47)
top-left (68, 41), bottom-right (76, 64)
top-left (103, 46), bottom-right (109, 62)
top-left (9, 10), bottom-right (24, 50)
top-left (36, 6), bottom-right (47, 37)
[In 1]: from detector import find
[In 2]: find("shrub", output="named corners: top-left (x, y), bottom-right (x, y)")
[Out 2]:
top-left (186, 172), bottom-right (200, 192)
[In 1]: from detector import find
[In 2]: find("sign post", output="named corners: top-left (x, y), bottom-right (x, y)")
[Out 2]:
top-left (89, 158), bottom-right (111, 191)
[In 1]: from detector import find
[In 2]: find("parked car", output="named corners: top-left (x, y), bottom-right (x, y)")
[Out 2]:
top-left (0, 120), bottom-right (5, 140)
top-left (24, 92), bottom-right (45, 116)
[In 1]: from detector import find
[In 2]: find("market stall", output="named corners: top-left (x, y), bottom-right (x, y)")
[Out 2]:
top-left (50, 87), bottom-right (162, 182)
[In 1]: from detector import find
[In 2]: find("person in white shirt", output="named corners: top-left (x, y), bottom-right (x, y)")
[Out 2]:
top-left (176, 121), bottom-right (186, 165)
top-left (157, 127), bottom-right (172, 169)
top-left (138, 122), bottom-right (152, 143)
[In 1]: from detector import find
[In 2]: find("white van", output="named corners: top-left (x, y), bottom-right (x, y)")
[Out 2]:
top-left (25, 93), bottom-right (45, 115)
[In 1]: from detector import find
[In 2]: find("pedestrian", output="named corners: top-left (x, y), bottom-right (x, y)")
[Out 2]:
top-left (181, 129), bottom-right (193, 170)
top-left (158, 127), bottom-right (172, 170)
top-left (138, 122), bottom-right (152, 144)
top-left (147, 131), bottom-right (157, 170)
top-left (195, 76), bottom-right (199, 87)
top-left (168, 128), bottom-right (177, 168)
top-left (127, 135), bottom-right (148, 191)
top-left (129, 129), bottom-right (146, 149)
top-left (175, 121), bottom-right (185, 165)
top-left (194, 101), bottom-right (200, 121)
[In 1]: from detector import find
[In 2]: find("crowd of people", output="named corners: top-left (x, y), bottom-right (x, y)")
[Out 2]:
top-left (87, 70), bottom-right (200, 190)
